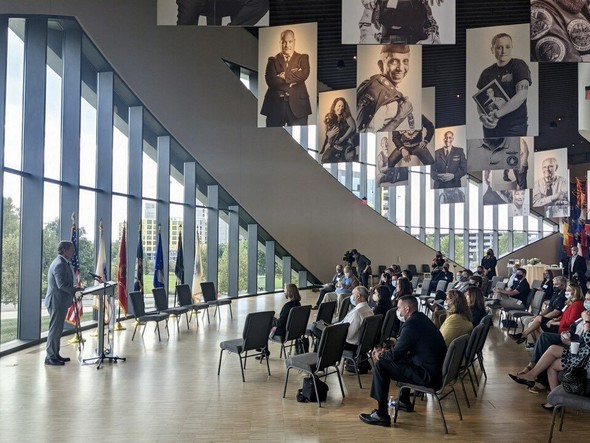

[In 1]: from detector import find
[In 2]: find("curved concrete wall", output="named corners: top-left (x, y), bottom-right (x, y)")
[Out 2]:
top-left (1, 0), bottom-right (439, 282)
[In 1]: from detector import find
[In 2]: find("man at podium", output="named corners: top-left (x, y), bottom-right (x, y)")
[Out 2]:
top-left (45, 241), bottom-right (83, 366)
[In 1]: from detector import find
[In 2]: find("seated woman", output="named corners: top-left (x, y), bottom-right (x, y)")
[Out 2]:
top-left (378, 272), bottom-right (394, 298)
top-left (513, 283), bottom-right (585, 346)
top-left (391, 276), bottom-right (412, 304)
top-left (260, 283), bottom-right (301, 359)
top-left (509, 310), bottom-right (590, 410)
top-left (539, 269), bottom-right (554, 299)
top-left (439, 289), bottom-right (474, 346)
top-left (372, 285), bottom-right (393, 316)
top-left (465, 285), bottom-right (487, 327)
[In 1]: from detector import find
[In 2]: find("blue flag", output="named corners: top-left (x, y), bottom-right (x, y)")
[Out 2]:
top-left (153, 230), bottom-right (165, 288)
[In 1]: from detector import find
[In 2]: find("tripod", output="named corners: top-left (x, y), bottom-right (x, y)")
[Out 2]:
top-left (82, 281), bottom-right (126, 370)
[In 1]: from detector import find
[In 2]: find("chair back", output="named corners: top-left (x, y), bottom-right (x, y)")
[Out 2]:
top-left (418, 278), bottom-right (431, 295)
top-left (152, 287), bottom-right (169, 311)
top-left (440, 334), bottom-right (469, 389)
top-left (176, 284), bottom-right (193, 307)
top-left (356, 315), bottom-right (383, 359)
top-left (490, 276), bottom-right (502, 287)
top-left (530, 290), bottom-right (546, 315)
top-left (378, 265), bottom-right (387, 275)
top-left (284, 305), bottom-right (312, 341)
top-left (463, 322), bottom-right (485, 368)
top-left (408, 264), bottom-right (418, 276)
top-left (530, 279), bottom-right (543, 290)
top-left (129, 291), bottom-right (146, 317)
top-left (523, 288), bottom-right (536, 309)
top-left (411, 276), bottom-right (419, 290)
top-left (421, 264), bottom-right (431, 274)
top-left (475, 314), bottom-right (493, 355)
top-left (242, 311), bottom-right (275, 352)
top-left (494, 281), bottom-right (506, 290)
top-left (435, 280), bottom-right (449, 293)
top-left (380, 308), bottom-right (397, 345)
top-left (338, 297), bottom-right (352, 322)
top-left (200, 282), bottom-right (217, 303)
top-left (316, 301), bottom-right (336, 324)
top-left (316, 323), bottom-right (350, 372)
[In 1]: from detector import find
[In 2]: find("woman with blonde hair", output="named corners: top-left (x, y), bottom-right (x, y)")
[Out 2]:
top-left (439, 289), bottom-right (474, 346)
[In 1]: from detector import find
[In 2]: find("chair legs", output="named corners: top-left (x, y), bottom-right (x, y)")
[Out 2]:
top-left (238, 354), bottom-right (246, 383)
top-left (547, 405), bottom-right (565, 443)
top-left (217, 349), bottom-right (224, 375)
top-left (434, 395), bottom-right (449, 434)
top-left (131, 322), bottom-right (139, 341)
top-left (283, 367), bottom-right (291, 398)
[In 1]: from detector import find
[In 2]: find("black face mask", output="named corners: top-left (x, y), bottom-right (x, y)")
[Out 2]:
top-left (515, 274), bottom-right (523, 281)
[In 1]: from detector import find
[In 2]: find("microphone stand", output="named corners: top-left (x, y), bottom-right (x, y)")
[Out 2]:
top-left (82, 276), bottom-right (126, 370)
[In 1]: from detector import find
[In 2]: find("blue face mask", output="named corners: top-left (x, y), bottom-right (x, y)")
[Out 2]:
top-left (349, 296), bottom-right (357, 307)
top-left (584, 301), bottom-right (590, 310)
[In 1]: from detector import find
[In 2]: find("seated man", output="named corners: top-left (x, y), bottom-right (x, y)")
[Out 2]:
top-left (323, 265), bottom-right (359, 315)
top-left (359, 295), bottom-right (447, 427)
top-left (428, 262), bottom-right (453, 293)
top-left (452, 269), bottom-right (472, 293)
top-left (510, 275), bottom-right (567, 346)
top-left (312, 264), bottom-right (344, 309)
top-left (492, 267), bottom-right (530, 310)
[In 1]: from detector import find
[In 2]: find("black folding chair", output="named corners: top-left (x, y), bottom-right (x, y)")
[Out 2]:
top-left (341, 315), bottom-right (383, 388)
top-left (176, 284), bottom-right (210, 327)
top-left (271, 305), bottom-right (312, 358)
top-left (152, 287), bottom-right (190, 333)
top-left (128, 291), bottom-right (169, 342)
top-left (201, 281), bottom-right (233, 322)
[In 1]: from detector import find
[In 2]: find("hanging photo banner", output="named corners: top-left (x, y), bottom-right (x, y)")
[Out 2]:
top-left (341, 0), bottom-right (456, 45)
top-left (375, 132), bottom-right (409, 187)
top-left (467, 137), bottom-right (521, 173)
top-left (486, 137), bottom-right (534, 191)
top-left (317, 89), bottom-right (359, 163)
top-left (157, 0), bottom-right (269, 26)
top-left (531, 0), bottom-right (590, 62)
top-left (545, 171), bottom-right (571, 218)
top-left (508, 189), bottom-right (530, 216)
top-left (258, 23), bottom-right (317, 128)
top-left (356, 44), bottom-right (422, 133)
top-left (431, 126), bottom-right (467, 192)
top-left (532, 148), bottom-right (569, 211)
top-left (466, 23), bottom-right (539, 139)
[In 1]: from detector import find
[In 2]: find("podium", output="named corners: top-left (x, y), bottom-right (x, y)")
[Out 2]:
top-left (82, 281), bottom-right (126, 369)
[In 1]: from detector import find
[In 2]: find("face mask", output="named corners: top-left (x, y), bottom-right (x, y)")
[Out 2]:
top-left (468, 282), bottom-right (477, 287)
top-left (396, 309), bottom-right (405, 322)
top-left (392, 280), bottom-right (397, 287)
top-left (584, 301), bottom-right (590, 310)
top-left (515, 274), bottom-right (523, 281)
top-left (456, 273), bottom-right (462, 279)
top-left (565, 291), bottom-right (572, 300)
top-left (443, 302), bottom-right (449, 310)
top-left (372, 294), bottom-right (380, 303)
top-left (345, 273), bottom-right (350, 278)
top-left (460, 276), bottom-right (468, 282)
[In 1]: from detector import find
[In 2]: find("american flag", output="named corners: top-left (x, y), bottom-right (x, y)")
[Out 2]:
top-left (65, 214), bottom-right (83, 325)
top-left (134, 223), bottom-right (144, 293)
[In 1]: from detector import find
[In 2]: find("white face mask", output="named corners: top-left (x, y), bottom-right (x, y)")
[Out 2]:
top-left (443, 302), bottom-right (449, 310)
top-left (396, 309), bottom-right (405, 322)
top-left (372, 294), bottom-right (380, 302)
top-left (565, 291), bottom-right (572, 300)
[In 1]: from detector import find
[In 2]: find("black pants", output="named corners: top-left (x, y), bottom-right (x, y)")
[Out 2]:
top-left (315, 285), bottom-right (334, 306)
top-left (265, 100), bottom-right (308, 127)
top-left (176, 0), bottom-right (267, 26)
top-left (370, 352), bottom-right (432, 413)
top-left (388, 146), bottom-right (434, 167)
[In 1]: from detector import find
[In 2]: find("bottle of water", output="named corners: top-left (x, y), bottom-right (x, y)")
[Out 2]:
top-left (388, 395), bottom-right (396, 419)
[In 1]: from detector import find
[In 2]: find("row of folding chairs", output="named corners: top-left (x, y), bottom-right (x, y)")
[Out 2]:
top-left (127, 282), bottom-right (233, 342)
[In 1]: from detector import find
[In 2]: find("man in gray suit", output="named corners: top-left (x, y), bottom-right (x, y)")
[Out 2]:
top-left (45, 241), bottom-right (82, 366)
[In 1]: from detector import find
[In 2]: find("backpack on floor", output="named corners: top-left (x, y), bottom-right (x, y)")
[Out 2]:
top-left (296, 376), bottom-right (329, 403)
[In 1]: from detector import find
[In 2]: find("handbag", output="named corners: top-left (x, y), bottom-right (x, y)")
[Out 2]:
top-left (559, 353), bottom-right (590, 395)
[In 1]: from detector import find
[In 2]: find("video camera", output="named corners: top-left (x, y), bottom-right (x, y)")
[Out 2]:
top-left (343, 250), bottom-right (355, 267)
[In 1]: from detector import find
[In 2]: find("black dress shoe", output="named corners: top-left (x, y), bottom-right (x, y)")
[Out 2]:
top-left (515, 337), bottom-right (527, 345)
top-left (45, 357), bottom-right (65, 366)
top-left (541, 403), bottom-right (555, 411)
top-left (359, 410), bottom-right (391, 427)
top-left (57, 355), bottom-right (71, 362)
top-left (510, 333), bottom-right (523, 341)
top-left (508, 373), bottom-right (535, 388)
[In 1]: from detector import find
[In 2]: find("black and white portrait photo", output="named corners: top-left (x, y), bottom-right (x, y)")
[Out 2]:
top-left (388, 87), bottom-right (436, 168)
top-left (467, 137), bottom-right (521, 173)
top-left (357, 44), bottom-right (422, 133)
top-left (431, 125), bottom-right (467, 190)
top-left (318, 89), bottom-right (359, 163)
top-left (157, 0), bottom-right (269, 26)
top-left (341, 0), bottom-right (456, 45)
top-left (487, 137), bottom-right (533, 191)
top-left (508, 189), bottom-right (530, 216)
top-left (466, 24), bottom-right (539, 139)
top-left (258, 23), bottom-right (317, 128)
top-left (532, 148), bottom-right (569, 211)
top-left (482, 171), bottom-right (512, 206)
top-left (531, 0), bottom-right (590, 62)
top-left (376, 133), bottom-right (409, 187)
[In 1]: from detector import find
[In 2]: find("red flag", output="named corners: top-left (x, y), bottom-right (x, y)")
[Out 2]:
top-left (65, 214), bottom-right (83, 326)
top-left (117, 225), bottom-right (128, 315)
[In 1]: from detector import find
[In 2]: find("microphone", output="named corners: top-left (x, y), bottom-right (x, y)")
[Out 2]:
top-left (89, 272), bottom-right (102, 281)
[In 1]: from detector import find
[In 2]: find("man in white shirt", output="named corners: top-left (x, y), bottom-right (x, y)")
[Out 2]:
top-left (339, 286), bottom-right (373, 351)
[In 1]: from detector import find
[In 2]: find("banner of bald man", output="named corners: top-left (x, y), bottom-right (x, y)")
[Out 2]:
top-left (157, 0), bottom-right (269, 26)
top-left (431, 125), bottom-right (467, 206)
top-left (466, 23), bottom-right (539, 140)
top-left (531, 0), bottom-right (590, 62)
top-left (318, 89), bottom-right (359, 163)
top-left (341, 0), bottom-right (456, 45)
top-left (258, 23), bottom-right (317, 128)
top-left (533, 148), bottom-right (570, 218)
top-left (357, 44), bottom-right (422, 133)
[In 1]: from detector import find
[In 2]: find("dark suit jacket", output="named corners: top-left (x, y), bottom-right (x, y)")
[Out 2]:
top-left (44, 255), bottom-right (77, 311)
top-left (432, 146), bottom-right (467, 188)
top-left (261, 51), bottom-right (311, 121)
top-left (275, 299), bottom-right (301, 339)
top-left (567, 255), bottom-right (587, 277)
top-left (388, 311), bottom-right (447, 387)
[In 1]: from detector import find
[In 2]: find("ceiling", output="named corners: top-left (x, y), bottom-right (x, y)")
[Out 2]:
top-left (257, 0), bottom-right (590, 163)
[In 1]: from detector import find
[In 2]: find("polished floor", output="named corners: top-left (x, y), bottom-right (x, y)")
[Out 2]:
top-left (0, 290), bottom-right (588, 442)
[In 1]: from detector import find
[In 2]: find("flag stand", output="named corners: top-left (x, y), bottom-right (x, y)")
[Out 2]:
top-left (114, 306), bottom-right (126, 331)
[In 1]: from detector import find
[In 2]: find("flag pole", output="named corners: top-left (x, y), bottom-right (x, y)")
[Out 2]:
top-left (115, 221), bottom-right (127, 331)
top-left (67, 212), bottom-right (86, 347)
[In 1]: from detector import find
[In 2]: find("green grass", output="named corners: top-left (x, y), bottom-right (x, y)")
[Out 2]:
top-left (1, 316), bottom-right (51, 344)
